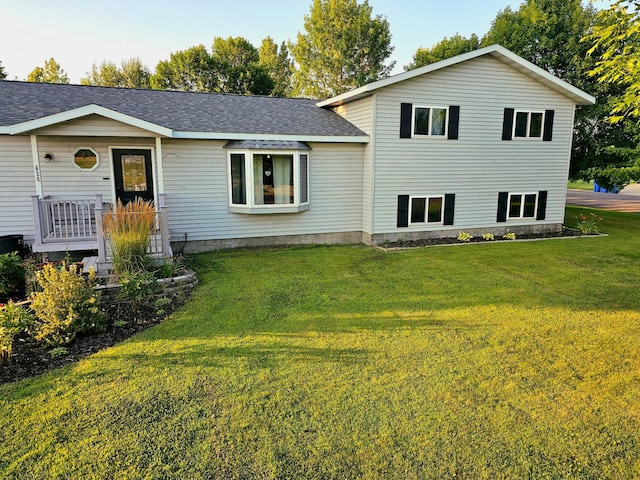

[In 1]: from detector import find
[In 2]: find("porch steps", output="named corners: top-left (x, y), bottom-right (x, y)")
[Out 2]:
top-left (81, 256), bottom-right (99, 274)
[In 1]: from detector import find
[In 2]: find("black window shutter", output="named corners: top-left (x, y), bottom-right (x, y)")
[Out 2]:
top-left (497, 192), bottom-right (509, 222)
top-left (447, 106), bottom-right (460, 140)
top-left (543, 110), bottom-right (554, 141)
top-left (502, 108), bottom-right (514, 141)
top-left (536, 191), bottom-right (548, 220)
top-left (397, 195), bottom-right (409, 227)
top-left (400, 103), bottom-right (413, 138)
top-left (443, 194), bottom-right (455, 225)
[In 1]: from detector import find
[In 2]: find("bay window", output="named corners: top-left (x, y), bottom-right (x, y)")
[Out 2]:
top-left (228, 145), bottom-right (310, 214)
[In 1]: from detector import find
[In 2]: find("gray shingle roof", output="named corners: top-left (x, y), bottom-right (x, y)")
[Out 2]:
top-left (0, 81), bottom-right (366, 138)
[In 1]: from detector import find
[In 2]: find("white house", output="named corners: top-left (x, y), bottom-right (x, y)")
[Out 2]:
top-left (0, 45), bottom-right (594, 260)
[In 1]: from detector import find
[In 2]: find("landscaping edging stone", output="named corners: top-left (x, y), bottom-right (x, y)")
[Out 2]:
top-left (96, 270), bottom-right (198, 302)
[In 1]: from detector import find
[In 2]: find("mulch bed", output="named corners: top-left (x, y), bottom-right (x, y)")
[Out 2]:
top-left (1, 302), bottom-right (177, 385)
top-left (379, 227), bottom-right (588, 249)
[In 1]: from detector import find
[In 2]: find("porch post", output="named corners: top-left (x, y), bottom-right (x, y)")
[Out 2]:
top-left (94, 194), bottom-right (106, 263)
top-left (159, 193), bottom-right (171, 256)
top-left (30, 135), bottom-right (43, 198)
top-left (155, 137), bottom-right (164, 195)
top-left (31, 196), bottom-right (44, 248)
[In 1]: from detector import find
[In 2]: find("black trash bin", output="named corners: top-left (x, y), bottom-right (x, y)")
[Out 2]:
top-left (0, 234), bottom-right (25, 258)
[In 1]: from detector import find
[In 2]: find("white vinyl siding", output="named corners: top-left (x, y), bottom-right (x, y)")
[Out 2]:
top-left (36, 136), bottom-right (154, 201)
top-left (367, 55), bottom-right (574, 234)
top-left (32, 115), bottom-right (157, 137)
top-left (333, 96), bottom-right (374, 235)
top-left (162, 140), bottom-right (364, 242)
top-left (0, 136), bottom-right (37, 242)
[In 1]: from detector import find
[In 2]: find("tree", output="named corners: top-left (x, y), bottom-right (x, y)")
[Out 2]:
top-left (259, 37), bottom-right (293, 97)
top-left (119, 58), bottom-right (151, 89)
top-left (291, 0), bottom-right (395, 98)
top-left (0, 61), bottom-right (6, 80)
top-left (81, 61), bottom-right (122, 87)
top-left (150, 45), bottom-right (217, 92)
top-left (480, 0), bottom-right (640, 179)
top-left (586, 0), bottom-right (640, 123)
top-left (27, 58), bottom-right (69, 84)
top-left (405, 34), bottom-right (480, 70)
top-left (211, 36), bottom-right (274, 95)
top-left (82, 58), bottom-right (151, 88)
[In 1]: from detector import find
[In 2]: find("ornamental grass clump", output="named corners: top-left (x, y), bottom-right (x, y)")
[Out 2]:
top-left (102, 199), bottom-right (156, 275)
top-left (29, 263), bottom-right (105, 347)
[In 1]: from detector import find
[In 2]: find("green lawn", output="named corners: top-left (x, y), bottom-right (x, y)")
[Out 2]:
top-left (568, 179), bottom-right (594, 190)
top-left (2, 206), bottom-right (640, 479)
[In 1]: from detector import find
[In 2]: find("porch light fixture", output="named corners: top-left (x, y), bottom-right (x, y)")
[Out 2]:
top-left (44, 153), bottom-right (53, 163)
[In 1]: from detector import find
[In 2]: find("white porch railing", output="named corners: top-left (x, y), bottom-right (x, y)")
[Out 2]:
top-left (31, 194), bottom-right (171, 262)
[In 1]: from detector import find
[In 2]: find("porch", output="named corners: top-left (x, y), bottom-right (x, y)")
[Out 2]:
top-left (31, 194), bottom-right (172, 266)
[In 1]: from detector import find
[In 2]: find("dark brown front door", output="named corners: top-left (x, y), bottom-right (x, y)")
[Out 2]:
top-left (112, 149), bottom-right (154, 204)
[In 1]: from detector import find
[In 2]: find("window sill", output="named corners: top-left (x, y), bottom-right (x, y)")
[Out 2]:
top-left (230, 204), bottom-right (310, 215)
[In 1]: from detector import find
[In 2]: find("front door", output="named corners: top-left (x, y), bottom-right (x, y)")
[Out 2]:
top-left (112, 149), bottom-right (154, 205)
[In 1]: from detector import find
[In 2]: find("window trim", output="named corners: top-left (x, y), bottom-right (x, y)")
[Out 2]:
top-left (411, 105), bottom-right (449, 138)
top-left (409, 195), bottom-right (445, 225)
top-left (513, 110), bottom-right (545, 139)
top-left (227, 149), bottom-right (310, 214)
top-left (72, 147), bottom-right (100, 171)
top-left (507, 192), bottom-right (538, 220)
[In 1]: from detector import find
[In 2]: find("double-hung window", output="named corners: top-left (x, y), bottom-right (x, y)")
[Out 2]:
top-left (508, 193), bottom-right (538, 219)
top-left (413, 106), bottom-right (448, 137)
top-left (497, 191), bottom-right (548, 222)
top-left (514, 111), bottom-right (544, 138)
top-left (228, 145), bottom-right (310, 214)
top-left (410, 196), bottom-right (444, 224)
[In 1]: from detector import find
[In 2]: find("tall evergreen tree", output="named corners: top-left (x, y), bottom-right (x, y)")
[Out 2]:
top-left (291, 0), bottom-right (395, 98)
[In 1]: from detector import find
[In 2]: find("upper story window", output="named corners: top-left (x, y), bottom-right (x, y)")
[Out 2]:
top-left (227, 141), bottom-right (310, 214)
top-left (400, 103), bottom-right (460, 140)
top-left (73, 148), bottom-right (99, 170)
top-left (514, 111), bottom-right (544, 138)
top-left (413, 106), bottom-right (448, 137)
top-left (502, 108), bottom-right (554, 141)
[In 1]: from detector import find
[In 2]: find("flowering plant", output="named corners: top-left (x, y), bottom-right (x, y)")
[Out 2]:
top-left (575, 212), bottom-right (603, 234)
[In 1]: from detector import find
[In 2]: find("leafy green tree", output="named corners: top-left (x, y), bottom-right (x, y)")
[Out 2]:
top-left (81, 61), bottom-right (122, 87)
top-left (82, 58), bottom-right (150, 88)
top-left (291, 0), bottom-right (395, 98)
top-left (150, 45), bottom-right (217, 92)
top-left (586, 0), bottom-right (640, 123)
top-left (0, 61), bottom-right (7, 80)
top-left (259, 37), bottom-right (293, 97)
top-left (405, 34), bottom-right (480, 70)
top-left (27, 58), bottom-right (69, 84)
top-left (211, 36), bottom-right (274, 95)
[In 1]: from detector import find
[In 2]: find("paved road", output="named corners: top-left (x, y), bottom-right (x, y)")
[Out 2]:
top-left (566, 183), bottom-right (640, 212)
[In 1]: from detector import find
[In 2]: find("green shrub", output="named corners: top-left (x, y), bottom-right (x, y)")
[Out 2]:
top-left (0, 300), bottom-right (34, 363)
top-left (457, 232), bottom-right (473, 242)
top-left (481, 233), bottom-right (495, 241)
top-left (502, 230), bottom-right (516, 240)
top-left (29, 263), bottom-right (105, 347)
top-left (0, 252), bottom-right (26, 302)
top-left (118, 270), bottom-right (160, 303)
top-left (102, 198), bottom-right (156, 276)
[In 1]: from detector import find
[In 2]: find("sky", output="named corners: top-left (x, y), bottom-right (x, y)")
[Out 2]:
top-left (0, 0), bottom-right (598, 84)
